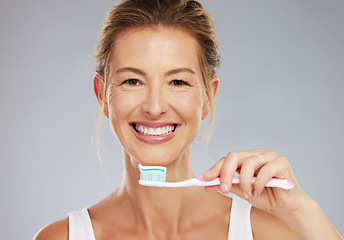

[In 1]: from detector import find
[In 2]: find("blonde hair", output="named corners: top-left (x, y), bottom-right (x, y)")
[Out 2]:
top-left (94, 0), bottom-right (220, 167)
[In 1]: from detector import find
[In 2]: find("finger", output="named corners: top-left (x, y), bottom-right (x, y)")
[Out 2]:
top-left (202, 157), bottom-right (225, 180)
top-left (253, 155), bottom-right (288, 195)
top-left (203, 149), bottom-right (266, 193)
top-left (239, 150), bottom-right (278, 199)
top-left (202, 148), bottom-right (265, 194)
top-left (235, 148), bottom-right (267, 172)
top-left (203, 149), bottom-right (265, 179)
top-left (219, 152), bottom-right (241, 194)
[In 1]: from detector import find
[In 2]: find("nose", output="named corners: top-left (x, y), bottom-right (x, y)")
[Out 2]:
top-left (141, 87), bottom-right (168, 118)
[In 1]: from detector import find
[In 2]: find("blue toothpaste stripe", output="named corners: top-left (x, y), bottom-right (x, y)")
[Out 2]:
top-left (139, 166), bottom-right (166, 173)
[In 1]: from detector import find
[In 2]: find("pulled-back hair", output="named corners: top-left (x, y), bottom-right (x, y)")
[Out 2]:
top-left (95, 0), bottom-right (220, 167)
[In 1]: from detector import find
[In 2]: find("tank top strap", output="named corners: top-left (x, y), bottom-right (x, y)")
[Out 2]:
top-left (67, 208), bottom-right (96, 240)
top-left (228, 196), bottom-right (253, 240)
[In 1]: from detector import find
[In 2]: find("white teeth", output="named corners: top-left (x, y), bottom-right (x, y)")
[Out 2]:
top-left (134, 124), bottom-right (176, 136)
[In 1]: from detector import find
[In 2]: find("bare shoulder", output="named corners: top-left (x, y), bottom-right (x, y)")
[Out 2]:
top-left (251, 207), bottom-right (300, 240)
top-left (34, 217), bottom-right (68, 240)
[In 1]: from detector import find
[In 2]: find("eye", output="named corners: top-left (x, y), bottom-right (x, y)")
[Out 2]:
top-left (122, 78), bottom-right (141, 86)
top-left (170, 79), bottom-right (190, 86)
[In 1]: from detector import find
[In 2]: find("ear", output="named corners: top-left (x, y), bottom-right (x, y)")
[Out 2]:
top-left (93, 74), bottom-right (109, 118)
top-left (202, 76), bottom-right (219, 120)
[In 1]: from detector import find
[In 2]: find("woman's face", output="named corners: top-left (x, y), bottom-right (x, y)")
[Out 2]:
top-left (105, 27), bottom-right (211, 166)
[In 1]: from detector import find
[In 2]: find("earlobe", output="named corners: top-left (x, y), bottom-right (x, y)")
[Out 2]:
top-left (201, 76), bottom-right (219, 120)
top-left (201, 102), bottom-right (210, 120)
top-left (93, 74), bottom-right (109, 118)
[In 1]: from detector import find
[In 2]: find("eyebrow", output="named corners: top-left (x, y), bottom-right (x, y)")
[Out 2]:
top-left (115, 67), bottom-right (196, 76)
top-left (165, 68), bottom-right (196, 76)
top-left (116, 67), bottom-right (146, 76)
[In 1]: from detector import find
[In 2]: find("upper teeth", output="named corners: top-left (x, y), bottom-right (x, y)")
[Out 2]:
top-left (134, 124), bottom-right (175, 136)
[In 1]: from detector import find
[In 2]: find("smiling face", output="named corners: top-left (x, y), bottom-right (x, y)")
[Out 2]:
top-left (99, 27), bottom-right (213, 166)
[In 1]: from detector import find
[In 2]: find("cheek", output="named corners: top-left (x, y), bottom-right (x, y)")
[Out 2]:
top-left (170, 91), bottom-right (204, 122)
top-left (107, 89), bottom-right (142, 128)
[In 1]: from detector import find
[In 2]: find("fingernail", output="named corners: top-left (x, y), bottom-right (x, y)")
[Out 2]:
top-left (253, 190), bottom-right (258, 197)
top-left (220, 183), bottom-right (228, 192)
top-left (243, 191), bottom-right (249, 199)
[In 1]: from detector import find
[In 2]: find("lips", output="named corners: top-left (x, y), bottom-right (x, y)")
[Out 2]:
top-left (132, 123), bottom-right (176, 136)
top-left (130, 122), bottom-right (178, 144)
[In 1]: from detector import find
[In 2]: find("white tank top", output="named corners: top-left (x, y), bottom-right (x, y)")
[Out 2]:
top-left (67, 196), bottom-right (253, 240)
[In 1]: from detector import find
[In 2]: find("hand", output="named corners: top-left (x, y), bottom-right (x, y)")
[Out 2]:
top-left (202, 148), bottom-right (310, 219)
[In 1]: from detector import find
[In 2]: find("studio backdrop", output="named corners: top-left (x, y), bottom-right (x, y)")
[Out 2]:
top-left (0, 0), bottom-right (343, 239)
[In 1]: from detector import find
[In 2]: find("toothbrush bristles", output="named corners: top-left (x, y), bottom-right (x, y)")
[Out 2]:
top-left (140, 171), bottom-right (166, 182)
top-left (138, 164), bottom-right (167, 182)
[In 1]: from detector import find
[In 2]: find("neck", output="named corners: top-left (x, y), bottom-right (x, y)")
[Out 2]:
top-left (115, 148), bottom-right (212, 235)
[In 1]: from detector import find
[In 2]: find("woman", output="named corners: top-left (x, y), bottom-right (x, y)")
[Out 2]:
top-left (35, 0), bottom-right (342, 239)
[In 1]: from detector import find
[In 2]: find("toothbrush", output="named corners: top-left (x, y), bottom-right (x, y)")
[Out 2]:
top-left (138, 164), bottom-right (294, 190)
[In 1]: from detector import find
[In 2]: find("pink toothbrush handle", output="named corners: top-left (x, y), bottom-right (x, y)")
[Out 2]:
top-left (196, 176), bottom-right (294, 190)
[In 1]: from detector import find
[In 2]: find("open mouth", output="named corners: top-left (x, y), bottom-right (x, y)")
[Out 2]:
top-left (131, 123), bottom-right (177, 136)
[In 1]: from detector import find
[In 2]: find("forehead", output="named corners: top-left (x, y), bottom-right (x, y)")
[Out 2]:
top-left (110, 27), bottom-right (201, 75)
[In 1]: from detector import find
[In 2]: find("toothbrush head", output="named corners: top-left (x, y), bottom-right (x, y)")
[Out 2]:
top-left (138, 164), bottom-right (167, 184)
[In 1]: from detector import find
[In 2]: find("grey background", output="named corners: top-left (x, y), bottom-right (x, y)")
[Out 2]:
top-left (0, 0), bottom-right (343, 239)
